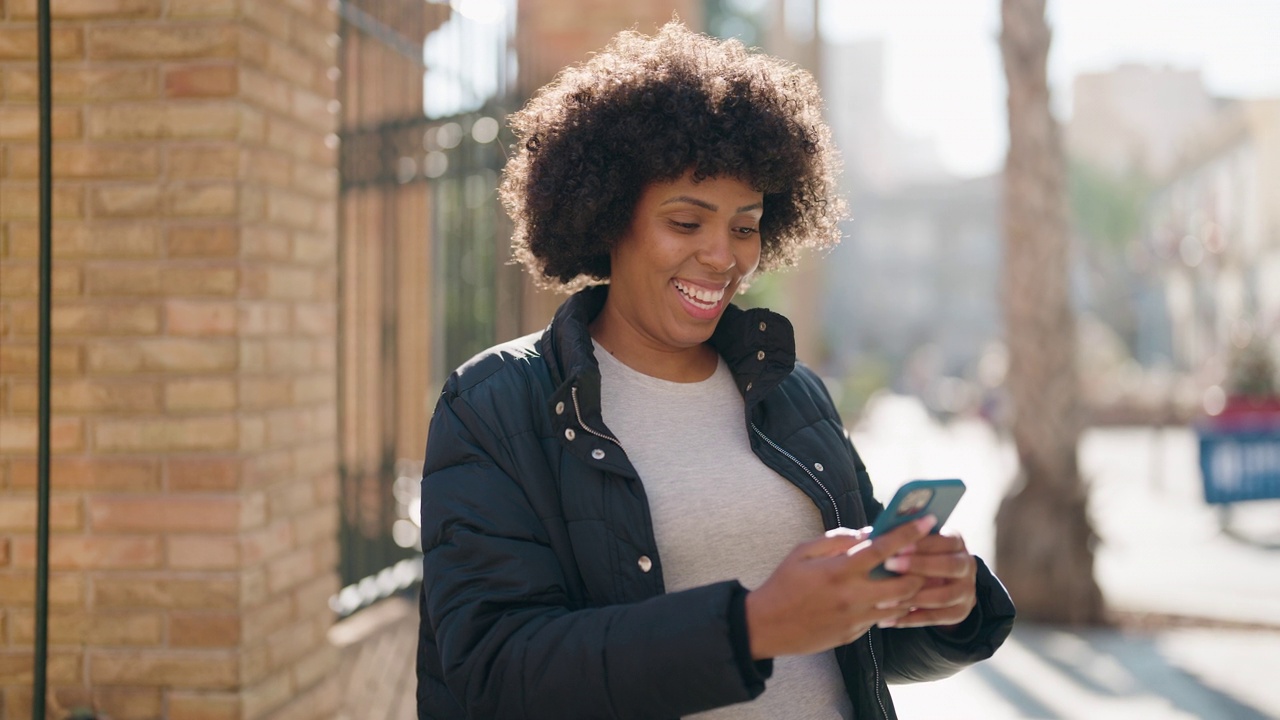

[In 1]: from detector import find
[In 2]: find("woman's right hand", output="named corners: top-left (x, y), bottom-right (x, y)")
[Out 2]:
top-left (743, 516), bottom-right (936, 659)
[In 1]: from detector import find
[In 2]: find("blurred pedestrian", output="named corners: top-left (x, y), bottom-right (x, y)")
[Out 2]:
top-left (417, 21), bottom-right (1014, 719)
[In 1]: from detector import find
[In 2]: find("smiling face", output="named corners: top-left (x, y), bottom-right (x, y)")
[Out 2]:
top-left (590, 172), bottom-right (764, 381)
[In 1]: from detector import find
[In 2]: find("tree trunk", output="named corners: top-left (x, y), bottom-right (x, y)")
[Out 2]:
top-left (995, 0), bottom-right (1106, 625)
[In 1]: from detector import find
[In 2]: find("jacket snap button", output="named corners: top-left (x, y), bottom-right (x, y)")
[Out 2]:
top-left (756, 350), bottom-right (765, 361)
top-left (555, 401), bottom-right (565, 415)
top-left (564, 428), bottom-right (576, 441)
top-left (759, 321), bottom-right (767, 331)
top-left (591, 448), bottom-right (605, 460)
top-left (745, 382), bottom-right (753, 392)
top-left (814, 462), bottom-right (824, 472)
top-left (637, 555), bottom-right (652, 573)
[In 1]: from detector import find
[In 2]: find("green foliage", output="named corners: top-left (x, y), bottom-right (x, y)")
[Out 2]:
top-left (1068, 160), bottom-right (1154, 254)
top-left (1227, 337), bottom-right (1279, 398)
top-left (734, 272), bottom-right (785, 310)
top-left (840, 356), bottom-right (892, 419)
top-left (704, 0), bottom-right (765, 46)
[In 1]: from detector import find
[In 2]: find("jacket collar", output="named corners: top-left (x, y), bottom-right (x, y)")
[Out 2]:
top-left (539, 284), bottom-right (797, 419)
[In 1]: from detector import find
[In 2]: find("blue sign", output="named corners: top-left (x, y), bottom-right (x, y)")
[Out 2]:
top-left (1198, 429), bottom-right (1280, 504)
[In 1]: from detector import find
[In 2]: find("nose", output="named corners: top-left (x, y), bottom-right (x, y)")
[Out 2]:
top-left (697, 229), bottom-right (736, 274)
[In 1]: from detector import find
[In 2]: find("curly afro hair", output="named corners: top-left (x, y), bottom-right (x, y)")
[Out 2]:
top-left (500, 21), bottom-right (846, 291)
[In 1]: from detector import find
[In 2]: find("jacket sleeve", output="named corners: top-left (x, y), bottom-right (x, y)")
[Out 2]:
top-left (876, 557), bottom-right (1015, 683)
top-left (419, 382), bottom-right (765, 720)
top-left (850, 440), bottom-right (1016, 684)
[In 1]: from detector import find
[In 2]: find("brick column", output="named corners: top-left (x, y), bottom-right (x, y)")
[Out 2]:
top-left (0, 1), bottom-right (341, 718)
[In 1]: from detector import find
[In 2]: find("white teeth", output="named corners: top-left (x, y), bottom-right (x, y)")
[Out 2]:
top-left (673, 280), bottom-right (725, 307)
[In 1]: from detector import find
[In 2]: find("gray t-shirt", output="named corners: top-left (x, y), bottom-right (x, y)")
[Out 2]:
top-left (594, 342), bottom-right (853, 720)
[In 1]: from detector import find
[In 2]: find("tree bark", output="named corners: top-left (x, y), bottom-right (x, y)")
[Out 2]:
top-left (995, 0), bottom-right (1106, 625)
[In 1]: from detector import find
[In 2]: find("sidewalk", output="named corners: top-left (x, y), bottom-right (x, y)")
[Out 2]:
top-left (852, 395), bottom-right (1280, 719)
top-left (889, 623), bottom-right (1280, 719)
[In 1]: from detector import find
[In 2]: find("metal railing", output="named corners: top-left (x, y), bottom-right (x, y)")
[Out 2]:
top-left (332, 0), bottom-right (521, 616)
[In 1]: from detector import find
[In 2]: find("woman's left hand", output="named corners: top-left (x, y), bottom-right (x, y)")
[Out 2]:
top-left (877, 531), bottom-right (977, 629)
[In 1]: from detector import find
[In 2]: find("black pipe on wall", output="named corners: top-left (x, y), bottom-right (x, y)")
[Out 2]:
top-left (34, 0), bottom-right (54, 717)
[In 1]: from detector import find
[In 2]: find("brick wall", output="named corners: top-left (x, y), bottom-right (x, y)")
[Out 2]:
top-left (514, 0), bottom-right (702, 97)
top-left (0, 1), bottom-right (341, 718)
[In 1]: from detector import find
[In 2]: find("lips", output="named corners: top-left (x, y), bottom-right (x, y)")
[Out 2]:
top-left (670, 278), bottom-right (730, 322)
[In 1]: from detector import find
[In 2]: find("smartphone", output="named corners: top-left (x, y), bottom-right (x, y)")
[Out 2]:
top-left (868, 479), bottom-right (966, 578)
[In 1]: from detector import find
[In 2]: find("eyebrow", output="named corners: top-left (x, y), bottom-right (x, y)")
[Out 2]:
top-left (660, 196), bottom-right (764, 213)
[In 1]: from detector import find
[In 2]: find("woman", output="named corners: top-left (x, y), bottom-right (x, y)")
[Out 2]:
top-left (417, 22), bottom-right (1014, 719)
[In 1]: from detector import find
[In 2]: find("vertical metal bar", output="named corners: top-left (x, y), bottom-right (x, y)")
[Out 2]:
top-left (335, 1), bottom-right (352, 592)
top-left (34, 0), bottom-right (54, 716)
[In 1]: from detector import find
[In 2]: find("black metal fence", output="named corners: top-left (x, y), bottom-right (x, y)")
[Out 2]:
top-left (332, 0), bottom-right (520, 616)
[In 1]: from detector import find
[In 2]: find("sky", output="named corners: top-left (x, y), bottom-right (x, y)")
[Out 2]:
top-left (817, 0), bottom-right (1280, 178)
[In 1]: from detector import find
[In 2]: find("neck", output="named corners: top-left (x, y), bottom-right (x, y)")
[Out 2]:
top-left (588, 301), bottom-right (719, 383)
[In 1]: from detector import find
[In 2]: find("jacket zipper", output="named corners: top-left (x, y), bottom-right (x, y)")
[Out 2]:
top-left (752, 423), bottom-right (890, 718)
top-left (571, 386), bottom-right (624, 449)
top-left (749, 423), bottom-right (841, 528)
top-left (867, 629), bottom-right (888, 719)
top-left (577, 390), bottom-right (883, 714)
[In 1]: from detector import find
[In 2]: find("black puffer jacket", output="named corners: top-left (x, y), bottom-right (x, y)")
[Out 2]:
top-left (417, 286), bottom-right (1015, 719)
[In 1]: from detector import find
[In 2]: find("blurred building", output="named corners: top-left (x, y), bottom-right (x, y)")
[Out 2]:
top-left (822, 39), bottom-right (948, 195)
top-left (1062, 65), bottom-right (1212, 374)
top-left (821, 175), bottom-right (1002, 405)
top-left (1068, 64), bottom-right (1218, 180)
top-left (818, 37), bottom-right (998, 412)
top-left (1146, 98), bottom-right (1280, 383)
top-left (516, 0), bottom-right (702, 102)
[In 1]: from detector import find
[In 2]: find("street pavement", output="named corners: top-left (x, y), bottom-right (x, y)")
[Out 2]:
top-left (851, 394), bottom-right (1280, 719)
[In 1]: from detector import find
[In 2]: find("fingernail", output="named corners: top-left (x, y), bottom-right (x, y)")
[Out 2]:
top-left (916, 515), bottom-right (937, 533)
top-left (875, 600), bottom-right (899, 609)
top-left (884, 557), bottom-right (909, 573)
top-left (879, 618), bottom-right (898, 628)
